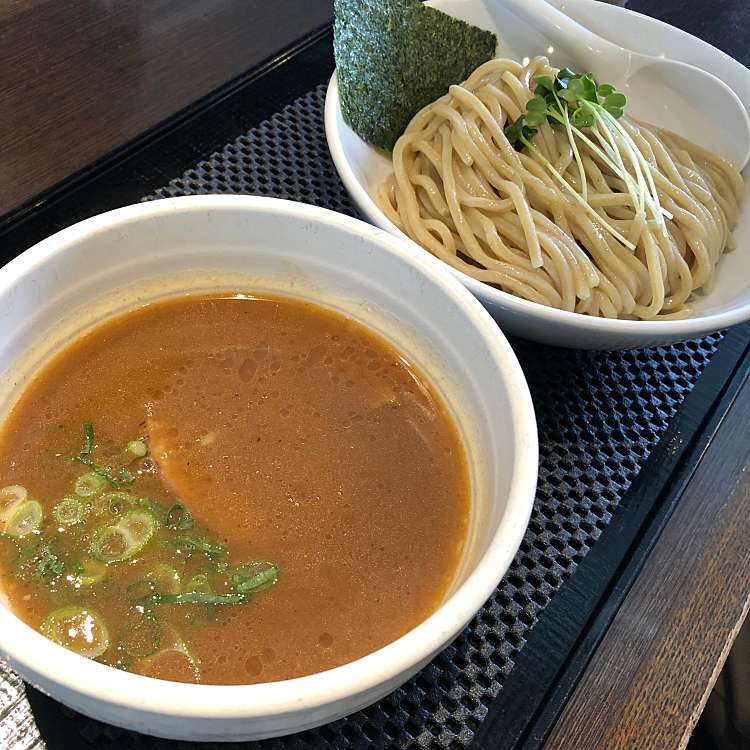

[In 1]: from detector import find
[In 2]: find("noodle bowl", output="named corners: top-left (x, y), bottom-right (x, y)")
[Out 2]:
top-left (377, 57), bottom-right (744, 320)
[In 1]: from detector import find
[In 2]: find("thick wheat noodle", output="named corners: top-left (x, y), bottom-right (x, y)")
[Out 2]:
top-left (377, 56), bottom-right (744, 320)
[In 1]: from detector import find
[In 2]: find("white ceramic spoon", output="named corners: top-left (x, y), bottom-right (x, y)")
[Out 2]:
top-left (501, 0), bottom-right (750, 168)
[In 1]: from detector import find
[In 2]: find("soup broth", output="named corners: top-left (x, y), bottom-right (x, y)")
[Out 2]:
top-left (0, 294), bottom-right (469, 684)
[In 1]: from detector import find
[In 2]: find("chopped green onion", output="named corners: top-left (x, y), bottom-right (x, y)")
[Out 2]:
top-left (73, 455), bottom-right (122, 488)
top-left (118, 468), bottom-right (136, 485)
top-left (165, 503), bottom-right (194, 531)
top-left (15, 538), bottom-right (42, 566)
top-left (180, 536), bottom-right (225, 559)
top-left (230, 561), bottom-right (279, 593)
top-left (127, 563), bottom-right (182, 599)
top-left (73, 424), bottom-right (137, 488)
top-left (133, 626), bottom-right (200, 681)
top-left (183, 573), bottom-right (212, 595)
top-left (40, 605), bottom-right (110, 659)
top-left (34, 546), bottom-right (65, 583)
top-left (0, 485), bottom-right (27, 524)
top-left (146, 563), bottom-right (182, 594)
top-left (126, 440), bottom-right (148, 458)
top-left (53, 496), bottom-right (88, 526)
top-left (74, 473), bottom-right (107, 499)
top-left (97, 491), bottom-right (137, 515)
top-left (201, 559), bottom-right (229, 574)
top-left (137, 591), bottom-right (249, 606)
top-left (5, 500), bottom-right (43, 538)
top-left (90, 509), bottom-right (157, 562)
top-left (70, 558), bottom-right (107, 586)
top-left (90, 527), bottom-right (133, 563)
top-left (82, 422), bottom-right (95, 455)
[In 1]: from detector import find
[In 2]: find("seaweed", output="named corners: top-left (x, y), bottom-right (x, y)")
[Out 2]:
top-left (334, 0), bottom-right (496, 150)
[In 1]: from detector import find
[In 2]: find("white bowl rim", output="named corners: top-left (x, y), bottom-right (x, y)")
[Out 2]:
top-left (0, 194), bottom-right (538, 720)
top-left (324, 69), bottom-right (750, 338)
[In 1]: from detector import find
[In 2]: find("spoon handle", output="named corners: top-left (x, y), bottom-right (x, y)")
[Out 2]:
top-left (499, 0), bottom-right (623, 68)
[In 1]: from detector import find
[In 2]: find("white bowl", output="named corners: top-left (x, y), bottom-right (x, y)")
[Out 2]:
top-left (325, 0), bottom-right (750, 349)
top-left (0, 195), bottom-right (537, 741)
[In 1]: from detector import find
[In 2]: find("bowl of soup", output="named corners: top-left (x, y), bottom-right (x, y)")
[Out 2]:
top-left (0, 195), bottom-right (536, 741)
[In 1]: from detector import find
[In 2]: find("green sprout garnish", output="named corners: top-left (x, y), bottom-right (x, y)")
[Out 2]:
top-left (503, 69), bottom-right (670, 250)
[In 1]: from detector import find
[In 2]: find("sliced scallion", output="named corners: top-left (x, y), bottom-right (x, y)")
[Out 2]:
top-left (0, 485), bottom-right (27, 523)
top-left (118, 468), bottom-right (136, 485)
top-left (5, 500), bottom-right (43, 538)
top-left (73, 455), bottom-right (122, 488)
top-left (82, 422), bottom-right (95, 455)
top-left (184, 573), bottom-right (212, 595)
top-left (180, 536), bottom-right (225, 559)
top-left (126, 440), bottom-right (148, 458)
top-left (127, 563), bottom-right (182, 598)
top-left (40, 605), bottom-right (110, 659)
top-left (74, 473), bottom-right (106, 499)
top-left (145, 563), bottom-right (181, 595)
top-left (133, 626), bottom-right (200, 682)
top-left (137, 591), bottom-right (249, 606)
top-left (97, 491), bottom-right (137, 515)
top-left (71, 558), bottom-right (107, 586)
top-left (230, 561), bottom-right (279, 593)
top-left (53, 496), bottom-right (88, 526)
top-left (90, 509), bottom-right (157, 562)
top-left (165, 503), bottom-right (194, 531)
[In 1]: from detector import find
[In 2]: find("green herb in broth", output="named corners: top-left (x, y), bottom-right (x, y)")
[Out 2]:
top-left (230, 561), bottom-right (279, 593)
top-left (0, 422), bottom-right (280, 679)
top-left (137, 591), bottom-right (250, 607)
top-left (32, 542), bottom-right (65, 584)
top-left (178, 535), bottom-right (225, 559)
top-left (81, 422), bottom-right (95, 456)
top-left (72, 455), bottom-right (124, 489)
top-left (72, 423), bottom-right (136, 488)
top-left (165, 503), bottom-right (194, 531)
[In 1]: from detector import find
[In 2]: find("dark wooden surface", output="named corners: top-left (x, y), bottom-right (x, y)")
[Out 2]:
top-left (0, 0), bottom-right (332, 217)
top-left (546, 368), bottom-right (750, 749)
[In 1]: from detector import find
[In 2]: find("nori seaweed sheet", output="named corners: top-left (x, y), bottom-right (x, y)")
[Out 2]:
top-left (334, 0), bottom-right (497, 150)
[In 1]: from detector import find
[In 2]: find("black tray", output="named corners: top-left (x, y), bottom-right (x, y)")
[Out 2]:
top-left (1, 16), bottom-right (749, 750)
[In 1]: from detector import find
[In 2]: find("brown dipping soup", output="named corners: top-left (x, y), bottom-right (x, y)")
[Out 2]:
top-left (0, 294), bottom-right (469, 684)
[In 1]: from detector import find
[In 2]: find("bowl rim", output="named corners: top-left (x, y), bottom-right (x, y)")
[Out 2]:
top-left (324, 70), bottom-right (750, 338)
top-left (0, 195), bottom-right (538, 720)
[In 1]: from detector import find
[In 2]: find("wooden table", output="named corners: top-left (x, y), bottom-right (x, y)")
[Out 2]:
top-left (1, 2), bottom-right (749, 749)
top-left (546, 358), bottom-right (750, 749)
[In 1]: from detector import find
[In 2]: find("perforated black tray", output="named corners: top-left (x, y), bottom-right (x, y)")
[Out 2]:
top-left (1, 22), bottom-right (749, 750)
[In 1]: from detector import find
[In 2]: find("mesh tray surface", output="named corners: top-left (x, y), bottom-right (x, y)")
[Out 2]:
top-left (0, 84), bottom-right (722, 750)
